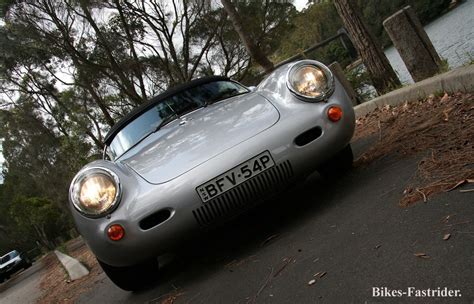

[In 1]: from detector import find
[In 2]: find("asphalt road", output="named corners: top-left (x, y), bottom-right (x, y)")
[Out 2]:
top-left (0, 261), bottom-right (46, 304)
top-left (75, 137), bottom-right (474, 304)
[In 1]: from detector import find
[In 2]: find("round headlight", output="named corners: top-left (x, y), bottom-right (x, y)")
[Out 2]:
top-left (287, 62), bottom-right (334, 101)
top-left (70, 168), bottom-right (121, 217)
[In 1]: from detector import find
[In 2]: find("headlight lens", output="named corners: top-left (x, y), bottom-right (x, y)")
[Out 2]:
top-left (70, 168), bottom-right (121, 217)
top-left (287, 62), bottom-right (334, 101)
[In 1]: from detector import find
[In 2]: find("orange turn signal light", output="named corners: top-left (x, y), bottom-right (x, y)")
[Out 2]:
top-left (327, 106), bottom-right (343, 122)
top-left (107, 224), bottom-right (125, 241)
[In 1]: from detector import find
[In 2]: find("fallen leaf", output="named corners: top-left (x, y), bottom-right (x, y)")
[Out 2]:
top-left (313, 271), bottom-right (327, 278)
top-left (443, 234), bottom-right (451, 241)
top-left (440, 92), bottom-right (449, 103)
top-left (273, 257), bottom-right (292, 278)
top-left (445, 180), bottom-right (469, 192)
top-left (442, 107), bottom-right (454, 121)
top-left (414, 253), bottom-right (430, 259)
top-left (261, 234), bottom-right (279, 247)
top-left (308, 279), bottom-right (316, 286)
top-left (416, 188), bottom-right (427, 203)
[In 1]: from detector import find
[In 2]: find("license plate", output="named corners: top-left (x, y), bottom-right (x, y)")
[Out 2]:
top-left (196, 151), bottom-right (275, 203)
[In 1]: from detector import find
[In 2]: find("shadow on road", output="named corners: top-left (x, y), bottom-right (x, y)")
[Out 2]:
top-left (132, 165), bottom-right (356, 296)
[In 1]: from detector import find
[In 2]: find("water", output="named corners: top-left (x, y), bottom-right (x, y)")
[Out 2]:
top-left (385, 0), bottom-right (474, 84)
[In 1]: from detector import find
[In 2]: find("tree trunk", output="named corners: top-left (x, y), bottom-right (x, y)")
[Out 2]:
top-left (220, 0), bottom-right (274, 74)
top-left (334, 0), bottom-right (400, 94)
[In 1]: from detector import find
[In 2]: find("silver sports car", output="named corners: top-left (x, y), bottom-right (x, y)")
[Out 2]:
top-left (69, 60), bottom-right (355, 290)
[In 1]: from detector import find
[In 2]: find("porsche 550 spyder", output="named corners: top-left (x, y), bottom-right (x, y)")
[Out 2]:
top-left (68, 60), bottom-right (355, 290)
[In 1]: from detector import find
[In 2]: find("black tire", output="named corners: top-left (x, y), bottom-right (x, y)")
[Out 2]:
top-left (98, 258), bottom-right (159, 291)
top-left (318, 144), bottom-right (353, 179)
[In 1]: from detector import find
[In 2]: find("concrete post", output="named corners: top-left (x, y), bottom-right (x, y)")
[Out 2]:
top-left (383, 6), bottom-right (442, 82)
top-left (329, 62), bottom-right (359, 106)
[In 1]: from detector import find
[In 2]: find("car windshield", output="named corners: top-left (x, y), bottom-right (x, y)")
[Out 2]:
top-left (107, 80), bottom-right (248, 159)
top-left (0, 251), bottom-right (18, 264)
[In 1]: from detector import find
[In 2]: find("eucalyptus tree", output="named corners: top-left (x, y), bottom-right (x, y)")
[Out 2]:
top-left (333, 0), bottom-right (400, 94)
top-left (220, 0), bottom-right (274, 73)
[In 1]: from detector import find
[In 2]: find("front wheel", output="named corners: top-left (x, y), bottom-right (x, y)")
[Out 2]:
top-left (98, 258), bottom-right (159, 291)
top-left (318, 144), bottom-right (353, 179)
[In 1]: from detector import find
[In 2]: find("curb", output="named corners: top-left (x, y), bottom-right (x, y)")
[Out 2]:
top-left (354, 64), bottom-right (474, 118)
top-left (54, 250), bottom-right (89, 281)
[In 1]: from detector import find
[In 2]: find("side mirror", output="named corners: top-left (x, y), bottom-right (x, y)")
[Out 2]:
top-left (247, 86), bottom-right (256, 92)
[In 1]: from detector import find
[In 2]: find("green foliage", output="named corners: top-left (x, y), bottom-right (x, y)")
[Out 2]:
top-left (9, 196), bottom-right (68, 250)
top-left (439, 57), bottom-right (450, 73)
top-left (0, 0), bottom-right (14, 18)
top-left (345, 65), bottom-right (377, 102)
top-left (56, 243), bottom-right (69, 255)
top-left (276, 1), bottom-right (343, 62)
top-left (236, 1), bottom-right (298, 55)
top-left (0, 100), bottom-right (90, 252)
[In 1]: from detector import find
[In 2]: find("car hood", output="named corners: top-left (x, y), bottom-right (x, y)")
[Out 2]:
top-left (120, 93), bottom-right (280, 184)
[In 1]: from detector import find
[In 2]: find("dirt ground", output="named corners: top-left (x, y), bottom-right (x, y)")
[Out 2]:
top-left (354, 92), bottom-right (473, 206)
top-left (36, 238), bottom-right (103, 304)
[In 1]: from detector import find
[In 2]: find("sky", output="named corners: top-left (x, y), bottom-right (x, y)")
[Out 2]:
top-left (293, 0), bottom-right (308, 11)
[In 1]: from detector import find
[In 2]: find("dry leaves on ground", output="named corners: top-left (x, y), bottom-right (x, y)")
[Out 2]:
top-left (37, 238), bottom-right (103, 304)
top-left (354, 92), bottom-right (474, 206)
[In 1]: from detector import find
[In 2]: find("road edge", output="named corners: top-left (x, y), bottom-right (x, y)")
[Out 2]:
top-left (354, 64), bottom-right (474, 118)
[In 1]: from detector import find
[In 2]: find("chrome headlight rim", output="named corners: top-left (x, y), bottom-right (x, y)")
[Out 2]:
top-left (286, 60), bottom-right (335, 102)
top-left (69, 167), bottom-right (122, 218)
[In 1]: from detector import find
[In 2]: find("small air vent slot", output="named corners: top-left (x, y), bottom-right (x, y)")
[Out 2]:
top-left (294, 126), bottom-right (322, 146)
top-left (139, 209), bottom-right (172, 230)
